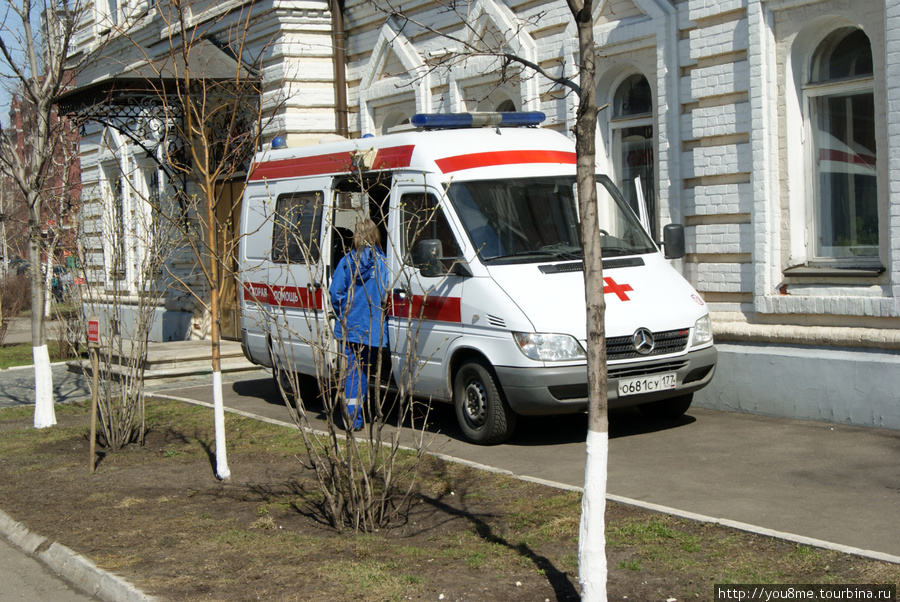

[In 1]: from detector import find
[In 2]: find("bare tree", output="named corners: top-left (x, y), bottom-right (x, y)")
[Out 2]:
top-left (106, 0), bottom-right (270, 480)
top-left (0, 0), bottom-right (107, 429)
top-left (364, 0), bottom-right (609, 596)
top-left (255, 172), bottom-right (436, 531)
top-left (564, 2), bottom-right (610, 598)
top-left (65, 178), bottom-right (181, 455)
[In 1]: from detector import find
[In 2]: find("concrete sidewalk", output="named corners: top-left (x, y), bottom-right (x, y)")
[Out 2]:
top-left (2, 315), bottom-right (64, 345)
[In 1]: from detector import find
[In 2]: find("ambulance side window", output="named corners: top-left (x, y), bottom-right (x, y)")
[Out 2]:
top-left (401, 193), bottom-right (461, 273)
top-left (271, 192), bottom-right (323, 264)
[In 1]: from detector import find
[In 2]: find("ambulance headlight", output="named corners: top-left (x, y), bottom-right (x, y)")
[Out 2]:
top-left (513, 333), bottom-right (586, 361)
top-left (691, 314), bottom-right (713, 347)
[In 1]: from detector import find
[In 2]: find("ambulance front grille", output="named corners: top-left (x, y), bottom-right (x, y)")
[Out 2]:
top-left (606, 328), bottom-right (690, 361)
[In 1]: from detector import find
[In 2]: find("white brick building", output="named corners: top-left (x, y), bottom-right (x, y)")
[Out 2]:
top-left (68, 0), bottom-right (900, 428)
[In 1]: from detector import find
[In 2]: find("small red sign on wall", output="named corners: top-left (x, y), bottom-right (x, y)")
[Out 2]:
top-left (87, 318), bottom-right (100, 347)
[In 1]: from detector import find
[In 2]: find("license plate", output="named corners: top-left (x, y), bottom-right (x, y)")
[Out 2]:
top-left (618, 372), bottom-right (677, 396)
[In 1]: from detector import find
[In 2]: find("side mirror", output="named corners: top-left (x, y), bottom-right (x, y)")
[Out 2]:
top-left (662, 224), bottom-right (685, 260)
top-left (414, 239), bottom-right (443, 278)
top-left (413, 239), bottom-right (472, 278)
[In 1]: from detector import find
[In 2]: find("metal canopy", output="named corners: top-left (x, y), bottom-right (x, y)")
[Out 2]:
top-left (57, 38), bottom-right (257, 122)
top-left (56, 38), bottom-right (260, 177)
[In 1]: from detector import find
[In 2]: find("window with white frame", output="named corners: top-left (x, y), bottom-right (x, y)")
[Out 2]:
top-left (610, 74), bottom-right (656, 239)
top-left (96, 0), bottom-right (120, 30)
top-left (804, 27), bottom-right (878, 264)
top-left (102, 162), bottom-right (127, 281)
top-left (137, 162), bottom-right (161, 282)
top-left (96, 0), bottom-right (154, 32)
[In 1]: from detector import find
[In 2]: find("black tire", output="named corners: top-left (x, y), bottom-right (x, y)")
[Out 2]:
top-left (637, 393), bottom-right (693, 420)
top-left (453, 358), bottom-right (517, 445)
top-left (272, 364), bottom-right (295, 404)
top-left (273, 364), bottom-right (320, 407)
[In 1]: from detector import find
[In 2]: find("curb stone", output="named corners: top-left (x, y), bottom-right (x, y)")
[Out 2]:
top-left (0, 508), bottom-right (156, 602)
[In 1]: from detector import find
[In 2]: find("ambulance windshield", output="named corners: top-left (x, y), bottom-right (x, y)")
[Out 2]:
top-left (447, 175), bottom-right (656, 264)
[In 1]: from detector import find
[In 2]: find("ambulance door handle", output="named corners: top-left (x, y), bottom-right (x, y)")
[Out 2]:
top-left (311, 281), bottom-right (323, 290)
top-left (393, 287), bottom-right (409, 300)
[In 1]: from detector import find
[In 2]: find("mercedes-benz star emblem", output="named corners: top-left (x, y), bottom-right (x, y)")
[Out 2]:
top-left (632, 328), bottom-right (655, 355)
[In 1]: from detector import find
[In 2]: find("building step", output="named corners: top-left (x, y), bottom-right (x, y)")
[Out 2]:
top-left (67, 340), bottom-right (263, 379)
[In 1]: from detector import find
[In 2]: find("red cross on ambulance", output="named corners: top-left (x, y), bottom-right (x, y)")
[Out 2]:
top-left (603, 277), bottom-right (634, 301)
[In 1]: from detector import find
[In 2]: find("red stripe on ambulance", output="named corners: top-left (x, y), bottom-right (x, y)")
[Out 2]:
top-left (391, 293), bottom-right (462, 323)
top-left (248, 145), bottom-right (415, 181)
top-left (243, 282), bottom-right (322, 310)
top-left (435, 150), bottom-right (577, 173)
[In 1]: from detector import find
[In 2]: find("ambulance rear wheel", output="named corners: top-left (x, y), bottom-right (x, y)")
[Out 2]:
top-left (637, 393), bottom-right (693, 420)
top-left (272, 364), bottom-right (295, 404)
top-left (453, 358), bottom-right (517, 445)
top-left (272, 364), bottom-right (319, 407)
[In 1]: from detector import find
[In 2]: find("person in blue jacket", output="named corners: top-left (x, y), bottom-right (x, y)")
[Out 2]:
top-left (329, 218), bottom-right (392, 431)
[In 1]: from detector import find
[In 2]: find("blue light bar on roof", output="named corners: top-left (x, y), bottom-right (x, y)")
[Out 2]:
top-left (410, 112), bottom-right (546, 129)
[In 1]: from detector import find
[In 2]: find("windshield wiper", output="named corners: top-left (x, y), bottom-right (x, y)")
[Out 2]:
top-left (537, 244), bottom-right (583, 260)
top-left (485, 248), bottom-right (583, 263)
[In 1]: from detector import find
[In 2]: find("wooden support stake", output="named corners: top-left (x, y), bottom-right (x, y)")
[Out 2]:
top-left (87, 317), bottom-right (100, 473)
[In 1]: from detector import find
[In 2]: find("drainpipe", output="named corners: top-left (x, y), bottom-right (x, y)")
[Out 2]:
top-left (331, 0), bottom-right (349, 137)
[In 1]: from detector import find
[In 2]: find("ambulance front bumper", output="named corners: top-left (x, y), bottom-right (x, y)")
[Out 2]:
top-left (494, 345), bottom-right (717, 416)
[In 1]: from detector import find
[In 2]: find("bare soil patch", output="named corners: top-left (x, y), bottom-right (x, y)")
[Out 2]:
top-left (0, 400), bottom-right (896, 601)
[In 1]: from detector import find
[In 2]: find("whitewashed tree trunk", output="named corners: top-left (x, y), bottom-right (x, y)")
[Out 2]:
top-left (32, 344), bottom-right (55, 428)
top-left (579, 430), bottom-right (608, 600)
top-left (212, 370), bottom-right (230, 480)
top-left (30, 234), bottom-right (55, 429)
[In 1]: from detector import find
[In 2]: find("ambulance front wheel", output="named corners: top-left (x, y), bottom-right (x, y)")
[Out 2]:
top-left (453, 358), bottom-right (517, 445)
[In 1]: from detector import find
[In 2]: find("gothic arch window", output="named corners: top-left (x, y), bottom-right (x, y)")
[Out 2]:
top-left (804, 27), bottom-right (877, 263)
top-left (611, 73), bottom-right (656, 238)
top-left (380, 111), bottom-right (410, 134)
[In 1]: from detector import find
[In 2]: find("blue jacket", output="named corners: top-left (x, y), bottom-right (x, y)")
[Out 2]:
top-left (329, 247), bottom-right (391, 347)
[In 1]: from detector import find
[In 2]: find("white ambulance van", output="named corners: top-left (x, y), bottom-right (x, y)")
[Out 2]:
top-left (238, 112), bottom-right (716, 444)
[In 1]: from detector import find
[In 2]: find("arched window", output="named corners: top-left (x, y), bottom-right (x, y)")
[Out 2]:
top-left (805, 28), bottom-right (877, 262)
top-left (611, 74), bottom-right (656, 238)
top-left (380, 111), bottom-right (410, 134)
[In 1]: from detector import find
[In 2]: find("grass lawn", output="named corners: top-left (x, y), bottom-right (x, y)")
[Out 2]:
top-left (0, 341), bottom-right (78, 369)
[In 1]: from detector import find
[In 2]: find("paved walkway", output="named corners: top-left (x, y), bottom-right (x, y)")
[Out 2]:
top-left (0, 534), bottom-right (97, 602)
top-left (1, 315), bottom-right (65, 345)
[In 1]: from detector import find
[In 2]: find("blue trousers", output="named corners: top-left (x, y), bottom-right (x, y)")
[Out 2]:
top-left (343, 344), bottom-right (380, 428)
